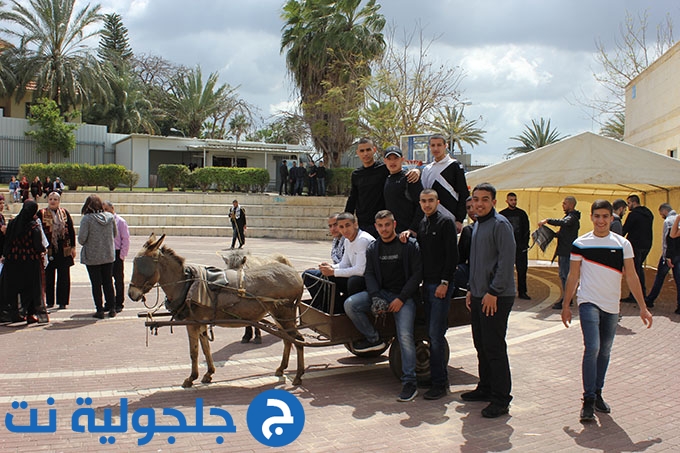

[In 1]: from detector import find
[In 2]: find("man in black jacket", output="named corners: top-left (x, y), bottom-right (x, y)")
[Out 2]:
top-left (621, 194), bottom-right (654, 302)
top-left (499, 192), bottom-right (531, 300)
top-left (278, 160), bottom-right (289, 195)
top-left (344, 210), bottom-right (422, 402)
top-left (383, 146), bottom-right (424, 235)
top-left (539, 196), bottom-right (580, 309)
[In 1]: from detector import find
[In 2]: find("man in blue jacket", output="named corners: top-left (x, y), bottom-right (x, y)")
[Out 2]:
top-left (344, 210), bottom-right (422, 402)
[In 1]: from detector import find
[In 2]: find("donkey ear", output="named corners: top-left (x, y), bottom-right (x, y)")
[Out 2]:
top-left (147, 233), bottom-right (166, 252)
top-left (143, 233), bottom-right (157, 248)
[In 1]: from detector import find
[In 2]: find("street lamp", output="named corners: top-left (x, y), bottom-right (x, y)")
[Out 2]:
top-left (451, 100), bottom-right (472, 155)
top-left (170, 127), bottom-right (185, 137)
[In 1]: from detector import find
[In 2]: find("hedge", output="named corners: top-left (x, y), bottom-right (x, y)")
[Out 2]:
top-left (19, 163), bottom-right (135, 191)
top-left (190, 167), bottom-right (270, 193)
top-left (326, 167), bottom-right (353, 196)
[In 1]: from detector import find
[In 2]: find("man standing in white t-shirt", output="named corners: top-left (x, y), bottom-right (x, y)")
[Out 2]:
top-left (561, 200), bottom-right (652, 423)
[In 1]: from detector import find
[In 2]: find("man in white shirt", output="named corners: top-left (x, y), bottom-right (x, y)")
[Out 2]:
top-left (421, 134), bottom-right (470, 233)
top-left (318, 212), bottom-right (375, 313)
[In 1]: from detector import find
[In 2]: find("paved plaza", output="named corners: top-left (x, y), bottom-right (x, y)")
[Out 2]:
top-left (1, 235), bottom-right (679, 452)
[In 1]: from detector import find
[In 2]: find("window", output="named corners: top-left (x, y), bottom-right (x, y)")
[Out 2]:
top-left (212, 156), bottom-right (247, 167)
top-left (631, 85), bottom-right (636, 99)
top-left (668, 149), bottom-right (677, 158)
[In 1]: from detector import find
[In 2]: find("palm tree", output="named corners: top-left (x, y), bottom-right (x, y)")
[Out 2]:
top-left (0, 0), bottom-right (108, 114)
top-left (508, 118), bottom-right (566, 156)
top-left (599, 112), bottom-right (625, 141)
top-left (163, 66), bottom-right (230, 138)
top-left (228, 113), bottom-right (250, 167)
top-left (429, 106), bottom-right (487, 154)
top-left (281, 0), bottom-right (386, 167)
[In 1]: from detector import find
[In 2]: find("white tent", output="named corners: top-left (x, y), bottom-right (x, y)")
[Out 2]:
top-left (466, 131), bottom-right (680, 195)
top-left (465, 131), bottom-right (680, 259)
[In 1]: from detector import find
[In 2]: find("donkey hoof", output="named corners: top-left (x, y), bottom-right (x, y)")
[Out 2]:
top-left (201, 375), bottom-right (213, 384)
top-left (253, 336), bottom-right (262, 344)
top-left (241, 337), bottom-right (250, 343)
top-left (181, 379), bottom-right (194, 388)
top-left (275, 369), bottom-right (284, 377)
top-left (292, 377), bottom-right (302, 386)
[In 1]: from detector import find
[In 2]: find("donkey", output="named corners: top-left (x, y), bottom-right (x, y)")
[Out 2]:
top-left (128, 234), bottom-right (305, 387)
top-left (221, 250), bottom-right (293, 344)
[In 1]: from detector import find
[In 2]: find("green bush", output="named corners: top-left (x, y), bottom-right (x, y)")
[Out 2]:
top-left (190, 167), bottom-right (270, 193)
top-left (96, 164), bottom-right (128, 191)
top-left (157, 164), bottom-right (190, 191)
top-left (327, 167), bottom-right (353, 196)
top-left (124, 170), bottom-right (140, 191)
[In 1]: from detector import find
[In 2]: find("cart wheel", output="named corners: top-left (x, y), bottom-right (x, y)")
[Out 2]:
top-left (388, 338), bottom-right (450, 383)
top-left (344, 339), bottom-right (391, 358)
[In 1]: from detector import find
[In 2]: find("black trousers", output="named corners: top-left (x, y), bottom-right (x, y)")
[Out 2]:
top-left (631, 248), bottom-right (650, 295)
top-left (86, 263), bottom-right (115, 312)
top-left (231, 222), bottom-right (245, 248)
top-left (514, 248), bottom-right (528, 295)
top-left (279, 178), bottom-right (288, 195)
top-left (113, 250), bottom-right (125, 309)
top-left (470, 295), bottom-right (514, 407)
top-left (45, 259), bottom-right (71, 307)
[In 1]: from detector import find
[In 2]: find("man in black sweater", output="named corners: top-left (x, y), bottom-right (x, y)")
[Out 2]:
top-left (383, 146), bottom-right (424, 235)
top-left (621, 194), bottom-right (654, 301)
top-left (499, 192), bottom-right (531, 300)
top-left (402, 188), bottom-right (457, 400)
top-left (278, 160), bottom-right (289, 195)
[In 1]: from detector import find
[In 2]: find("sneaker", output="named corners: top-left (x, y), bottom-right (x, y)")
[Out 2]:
top-left (461, 388), bottom-right (492, 402)
top-left (620, 295), bottom-right (636, 303)
top-left (26, 315), bottom-right (39, 325)
top-left (595, 391), bottom-right (611, 413)
top-left (397, 383), bottom-right (418, 402)
top-left (518, 293), bottom-right (531, 300)
top-left (36, 313), bottom-right (49, 324)
top-left (580, 398), bottom-right (596, 422)
top-left (352, 338), bottom-right (386, 353)
top-left (551, 302), bottom-right (563, 310)
top-left (482, 402), bottom-right (509, 418)
top-left (93, 311), bottom-right (106, 319)
top-left (423, 386), bottom-right (448, 400)
top-left (57, 305), bottom-right (67, 310)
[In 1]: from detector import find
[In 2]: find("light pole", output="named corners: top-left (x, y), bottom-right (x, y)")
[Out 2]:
top-left (169, 127), bottom-right (185, 137)
top-left (451, 100), bottom-right (472, 155)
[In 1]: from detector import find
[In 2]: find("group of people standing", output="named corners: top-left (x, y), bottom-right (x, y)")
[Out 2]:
top-left (279, 160), bottom-right (327, 196)
top-left (0, 191), bottom-right (129, 324)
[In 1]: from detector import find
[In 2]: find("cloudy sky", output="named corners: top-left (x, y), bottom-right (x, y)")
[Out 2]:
top-left (91, 0), bottom-right (678, 164)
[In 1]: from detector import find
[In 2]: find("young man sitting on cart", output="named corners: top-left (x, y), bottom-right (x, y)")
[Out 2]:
top-left (345, 210), bottom-right (423, 402)
top-left (307, 212), bottom-right (374, 314)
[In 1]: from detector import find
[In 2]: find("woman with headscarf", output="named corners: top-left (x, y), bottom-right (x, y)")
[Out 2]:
top-left (19, 176), bottom-right (29, 202)
top-left (38, 192), bottom-right (76, 309)
top-left (78, 194), bottom-right (117, 319)
top-left (1, 200), bottom-right (47, 324)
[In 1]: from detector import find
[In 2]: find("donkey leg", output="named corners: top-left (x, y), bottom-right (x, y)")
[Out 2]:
top-left (182, 325), bottom-right (201, 388)
top-left (275, 340), bottom-right (292, 378)
top-left (253, 327), bottom-right (262, 344)
top-left (293, 343), bottom-right (305, 386)
top-left (199, 327), bottom-right (216, 384)
top-left (241, 326), bottom-right (253, 343)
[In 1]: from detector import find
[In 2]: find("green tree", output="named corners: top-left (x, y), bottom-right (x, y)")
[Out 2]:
top-left (281, 0), bottom-right (386, 167)
top-left (508, 118), bottom-right (566, 156)
top-left (25, 98), bottom-right (79, 163)
top-left (599, 112), bottom-right (625, 141)
top-left (0, 0), bottom-right (107, 114)
top-left (358, 24), bottom-right (462, 147)
top-left (429, 105), bottom-right (486, 154)
top-left (163, 66), bottom-right (231, 137)
top-left (248, 114), bottom-right (309, 145)
top-left (97, 13), bottom-right (133, 70)
top-left (228, 113), bottom-right (250, 167)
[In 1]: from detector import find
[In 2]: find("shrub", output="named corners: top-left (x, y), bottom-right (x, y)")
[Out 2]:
top-left (327, 167), bottom-right (353, 196)
top-left (124, 170), bottom-right (140, 191)
top-left (157, 164), bottom-right (190, 191)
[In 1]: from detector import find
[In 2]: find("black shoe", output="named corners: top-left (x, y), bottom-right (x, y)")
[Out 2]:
top-left (518, 293), bottom-right (531, 300)
top-left (115, 306), bottom-right (124, 313)
top-left (93, 311), bottom-right (106, 319)
top-left (482, 403), bottom-right (509, 418)
top-left (552, 302), bottom-right (563, 309)
top-left (620, 295), bottom-right (636, 303)
top-left (352, 338), bottom-right (386, 353)
top-left (57, 305), bottom-right (66, 310)
top-left (461, 388), bottom-right (492, 402)
top-left (580, 398), bottom-right (596, 422)
top-left (37, 313), bottom-right (49, 324)
top-left (397, 383), bottom-right (418, 402)
top-left (26, 315), bottom-right (39, 325)
top-left (423, 386), bottom-right (448, 400)
top-left (108, 310), bottom-right (117, 318)
top-left (675, 307), bottom-right (680, 315)
top-left (46, 304), bottom-right (54, 308)
top-left (595, 391), bottom-right (611, 413)
top-left (646, 302), bottom-right (654, 308)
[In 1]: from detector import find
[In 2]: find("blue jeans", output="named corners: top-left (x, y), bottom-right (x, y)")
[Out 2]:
top-left (344, 290), bottom-right (417, 384)
top-left (579, 302), bottom-right (618, 399)
top-left (558, 255), bottom-right (570, 292)
top-left (317, 178), bottom-right (326, 196)
top-left (646, 255), bottom-right (680, 305)
top-left (423, 282), bottom-right (454, 388)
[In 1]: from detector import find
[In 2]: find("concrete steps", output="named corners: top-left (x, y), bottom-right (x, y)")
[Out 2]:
top-left (28, 191), bottom-right (350, 241)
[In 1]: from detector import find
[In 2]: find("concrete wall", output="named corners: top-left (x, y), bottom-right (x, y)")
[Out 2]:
top-left (625, 41), bottom-right (680, 156)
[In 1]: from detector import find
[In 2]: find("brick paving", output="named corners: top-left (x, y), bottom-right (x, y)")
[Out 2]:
top-left (1, 236), bottom-right (679, 452)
